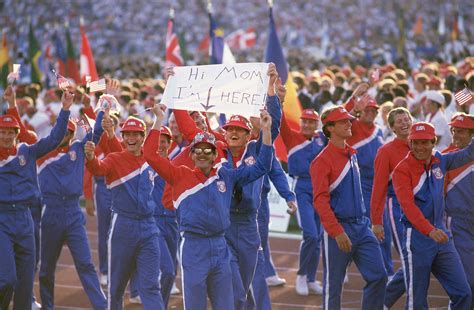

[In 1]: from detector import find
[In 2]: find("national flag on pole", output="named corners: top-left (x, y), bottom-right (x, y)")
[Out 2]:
top-left (52, 32), bottom-right (67, 76)
top-left (80, 18), bottom-right (98, 83)
top-left (395, 3), bottom-right (405, 57)
top-left (208, 3), bottom-right (235, 65)
top-left (7, 64), bottom-right (21, 85)
top-left (89, 78), bottom-right (106, 93)
top-left (451, 13), bottom-right (459, 41)
top-left (454, 87), bottom-right (473, 106)
top-left (0, 31), bottom-right (10, 89)
top-left (413, 16), bottom-right (423, 36)
top-left (225, 27), bottom-right (257, 50)
top-left (75, 114), bottom-right (95, 133)
top-left (65, 28), bottom-right (81, 83)
top-left (208, 1), bottom-right (235, 125)
top-left (28, 24), bottom-right (43, 85)
top-left (165, 8), bottom-right (183, 68)
top-left (265, 4), bottom-right (302, 161)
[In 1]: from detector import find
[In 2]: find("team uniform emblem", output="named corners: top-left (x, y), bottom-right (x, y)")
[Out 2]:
top-left (217, 181), bottom-right (226, 193)
top-left (18, 155), bottom-right (26, 166)
top-left (69, 151), bottom-right (77, 161)
top-left (432, 167), bottom-right (443, 179)
top-left (244, 156), bottom-right (256, 166)
top-left (315, 138), bottom-right (323, 146)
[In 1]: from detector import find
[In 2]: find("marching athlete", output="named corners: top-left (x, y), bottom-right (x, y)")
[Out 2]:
top-left (0, 90), bottom-right (72, 309)
top-left (144, 103), bottom-right (274, 309)
top-left (37, 111), bottom-right (106, 309)
top-left (84, 116), bottom-right (164, 310)
top-left (443, 113), bottom-right (474, 308)
top-left (311, 106), bottom-right (387, 310)
top-left (392, 121), bottom-right (472, 309)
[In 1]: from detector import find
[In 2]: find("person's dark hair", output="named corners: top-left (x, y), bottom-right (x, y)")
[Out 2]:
top-left (392, 86), bottom-right (406, 98)
top-left (319, 90), bottom-right (332, 104)
top-left (440, 90), bottom-right (452, 108)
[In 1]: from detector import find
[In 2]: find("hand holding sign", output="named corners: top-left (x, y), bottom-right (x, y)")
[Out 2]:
top-left (267, 63), bottom-right (278, 96)
top-left (61, 90), bottom-right (75, 111)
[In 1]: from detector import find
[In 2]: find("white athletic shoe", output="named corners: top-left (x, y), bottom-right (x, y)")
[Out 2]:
top-left (344, 273), bottom-right (349, 283)
top-left (32, 301), bottom-right (42, 310)
top-left (170, 282), bottom-right (180, 295)
top-left (100, 274), bottom-right (108, 286)
top-left (308, 281), bottom-right (323, 295)
top-left (295, 275), bottom-right (309, 296)
top-left (266, 275), bottom-right (286, 287)
top-left (129, 295), bottom-right (142, 304)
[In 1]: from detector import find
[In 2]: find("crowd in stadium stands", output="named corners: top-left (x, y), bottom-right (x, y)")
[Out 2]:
top-left (2, 0), bottom-right (474, 78)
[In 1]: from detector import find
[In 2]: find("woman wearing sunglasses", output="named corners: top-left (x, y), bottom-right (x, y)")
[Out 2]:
top-left (144, 103), bottom-right (274, 310)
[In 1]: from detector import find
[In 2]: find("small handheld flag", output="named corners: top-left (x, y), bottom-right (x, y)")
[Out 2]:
top-left (454, 87), bottom-right (473, 106)
top-left (7, 64), bottom-right (21, 84)
top-left (52, 68), bottom-right (71, 90)
top-left (89, 78), bottom-right (106, 93)
top-left (98, 94), bottom-right (119, 111)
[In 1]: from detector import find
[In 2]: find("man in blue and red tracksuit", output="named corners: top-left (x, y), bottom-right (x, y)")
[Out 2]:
top-left (4, 85), bottom-right (42, 309)
top-left (144, 104), bottom-right (274, 309)
top-left (0, 91), bottom-right (72, 310)
top-left (311, 106), bottom-right (387, 310)
top-left (443, 113), bottom-right (474, 308)
top-left (392, 122), bottom-right (472, 309)
top-left (248, 152), bottom-right (297, 310)
top-left (370, 107), bottom-right (414, 308)
top-left (37, 111), bottom-right (106, 310)
top-left (279, 108), bottom-right (327, 296)
top-left (84, 117), bottom-right (164, 310)
top-left (344, 95), bottom-right (393, 276)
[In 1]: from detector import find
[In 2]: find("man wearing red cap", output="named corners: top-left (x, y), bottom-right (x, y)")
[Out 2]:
top-left (84, 116), bottom-right (164, 310)
top-left (442, 113), bottom-right (474, 307)
top-left (280, 107), bottom-right (327, 295)
top-left (392, 121), bottom-right (473, 309)
top-left (0, 91), bottom-right (73, 310)
top-left (36, 110), bottom-right (106, 310)
top-left (310, 106), bottom-right (387, 310)
top-left (144, 104), bottom-right (273, 309)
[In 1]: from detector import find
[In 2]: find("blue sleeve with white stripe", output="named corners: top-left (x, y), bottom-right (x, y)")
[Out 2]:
top-left (29, 109), bottom-right (70, 159)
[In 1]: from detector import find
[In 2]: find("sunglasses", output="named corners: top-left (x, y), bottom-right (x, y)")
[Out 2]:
top-left (192, 148), bottom-right (214, 155)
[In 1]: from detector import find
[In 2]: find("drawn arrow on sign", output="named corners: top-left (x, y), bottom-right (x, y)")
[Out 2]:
top-left (200, 87), bottom-right (215, 111)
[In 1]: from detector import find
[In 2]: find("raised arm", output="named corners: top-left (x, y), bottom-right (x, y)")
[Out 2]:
top-left (84, 141), bottom-right (112, 176)
top-left (29, 90), bottom-right (73, 158)
top-left (173, 109), bottom-right (201, 143)
top-left (443, 138), bottom-right (474, 171)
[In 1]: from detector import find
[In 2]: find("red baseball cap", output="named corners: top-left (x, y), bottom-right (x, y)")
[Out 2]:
top-left (222, 115), bottom-right (251, 132)
top-left (449, 114), bottom-right (474, 129)
top-left (190, 132), bottom-right (217, 149)
top-left (322, 107), bottom-right (355, 125)
top-left (300, 109), bottom-right (320, 121)
top-left (409, 122), bottom-right (436, 140)
top-left (67, 119), bottom-right (77, 132)
top-left (365, 97), bottom-right (379, 110)
top-left (160, 125), bottom-right (172, 138)
top-left (0, 115), bottom-right (20, 129)
top-left (121, 117), bottom-right (146, 133)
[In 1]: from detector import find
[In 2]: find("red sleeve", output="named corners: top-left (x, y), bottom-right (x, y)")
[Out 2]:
top-left (144, 129), bottom-right (183, 185)
top-left (107, 134), bottom-right (124, 153)
top-left (97, 135), bottom-right (111, 155)
top-left (310, 158), bottom-right (344, 238)
top-left (370, 148), bottom-right (390, 225)
top-left (6, 107), bottom-right (37, 144)
top-left (162, 183), bottom-right (175, 210)
top-left (85, 155), bottom-right (112, 176)
top-left (82, 106), bottom-right (96, 120)
top-left (83, 167), bottom-right (93, 199)
top-left (343, 97), bottom-right (355, 112)
top-left (174, 109), bottom-right (201, 142)
top-left (280, 113), bottom-right (301, 150)
top-left (392, 164), bottom-right (435, 236)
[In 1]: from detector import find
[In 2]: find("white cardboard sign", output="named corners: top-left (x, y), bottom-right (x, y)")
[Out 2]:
top-left (162, 63), bottom-right (270, 117)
